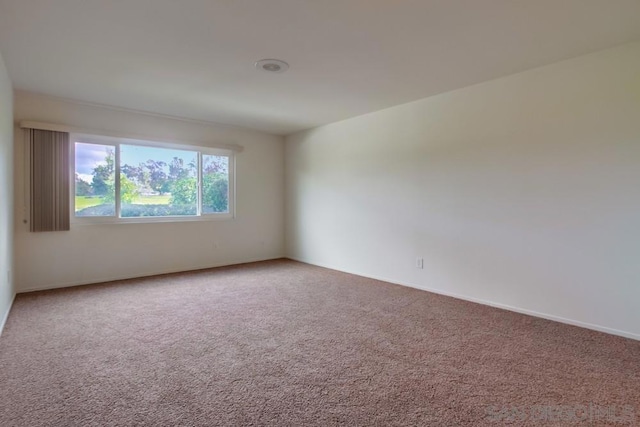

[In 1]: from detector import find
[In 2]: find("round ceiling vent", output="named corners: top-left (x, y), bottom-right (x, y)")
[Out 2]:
top-left (255, 59), bottom-right (289, 73)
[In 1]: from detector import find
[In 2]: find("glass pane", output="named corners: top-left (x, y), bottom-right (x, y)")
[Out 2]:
top-left (120, 145), bottom-right (197, 217)
top-left (75, 142), bottom-right (116, 216)
top-left (202, 155), bottom-right (229, 214)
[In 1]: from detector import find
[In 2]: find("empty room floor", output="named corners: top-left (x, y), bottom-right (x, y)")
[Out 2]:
top-left (0, 259), bottom-right (638, 426)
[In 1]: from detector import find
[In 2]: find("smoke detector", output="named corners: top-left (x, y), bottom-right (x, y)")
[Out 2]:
top-left (255, 59), bottom-right (289, 73)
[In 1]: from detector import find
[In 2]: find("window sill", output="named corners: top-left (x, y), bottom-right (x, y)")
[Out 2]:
top-left (70, 213), bottom-right (234, 226)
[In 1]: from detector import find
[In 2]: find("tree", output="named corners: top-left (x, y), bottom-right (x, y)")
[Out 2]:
top-left (145, 160), bottom-right (168, 194)
top-left (75, 174), bottom-right (93, 196)
top-left (119, 174), bottom-right (140, 204)
top-left (121, 164), bottom-right (144, 183)
top-left (204, 155), bottom-right (228, 174)
top-left (170, 177), bottom-right (197, 206)
top-left (170, 173), bottom-right (228, 212)
top-left (169, 157), bottom-right (191, 181)
top-left (102, 174), bottom-right (139, 204)
top-left (91, 149), bottom-right (114, 196)
top-left (203, 173), bottom-right (228, 213)
top-left (201, 155), bottom-right (228, 212)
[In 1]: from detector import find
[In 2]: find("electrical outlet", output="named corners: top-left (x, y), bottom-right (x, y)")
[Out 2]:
top-left (416, 257), bottom-right (424, 269)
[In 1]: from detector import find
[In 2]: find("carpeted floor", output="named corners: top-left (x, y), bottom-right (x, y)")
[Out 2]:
top-left (0, 259), bottom-right (638, 426)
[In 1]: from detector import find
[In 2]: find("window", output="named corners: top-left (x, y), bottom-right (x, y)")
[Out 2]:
top-left (73, 134), bottom-right (234, 222)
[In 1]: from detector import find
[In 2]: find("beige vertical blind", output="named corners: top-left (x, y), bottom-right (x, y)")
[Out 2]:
top-left (29, 129), bottom-right (70, 232)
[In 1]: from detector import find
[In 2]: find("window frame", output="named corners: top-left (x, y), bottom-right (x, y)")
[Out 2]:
top-left (70, 133), bottom-right (235, 224)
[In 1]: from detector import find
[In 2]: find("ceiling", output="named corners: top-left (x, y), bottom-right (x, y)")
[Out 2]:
top-left (1, 1), bottom-right (639, 135)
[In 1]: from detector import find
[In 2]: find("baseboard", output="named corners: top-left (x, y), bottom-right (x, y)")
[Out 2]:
top-left (287, 256), bottom-right (640, 342)
top-left (18, 256), bottom-right (285, 294)
top-left (0, 293), bottom-right (16, 337)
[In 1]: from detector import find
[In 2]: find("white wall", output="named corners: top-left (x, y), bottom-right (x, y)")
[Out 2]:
top-left (14, 92), bottom-right (285, 292)
top-left (0, 52), bottom-right (14, 333)
top-left (285, 41), bottom-right (640, 340)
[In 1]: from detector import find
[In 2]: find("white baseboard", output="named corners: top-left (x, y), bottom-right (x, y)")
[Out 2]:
top-left (18, 256), bottom-right (285, 294)
top-left (287, 256), bottom-right (640, 342)
top-left (0, 293), bottom-right (16, 337)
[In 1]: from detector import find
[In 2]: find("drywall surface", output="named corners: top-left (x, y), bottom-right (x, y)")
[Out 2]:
top-left (0, 52), bottom-right (14, 332)
top-left (14, 92), bottom-right (285, 291)
top-left (285, 42), bottom-right (640, 339)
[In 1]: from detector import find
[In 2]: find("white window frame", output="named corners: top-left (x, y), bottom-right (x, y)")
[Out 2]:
top-left (70, 133), bottom-right (235, 224)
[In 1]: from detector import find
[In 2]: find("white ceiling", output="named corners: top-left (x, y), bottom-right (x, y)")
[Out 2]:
top-left (1, 1), bottom-right (639, 135)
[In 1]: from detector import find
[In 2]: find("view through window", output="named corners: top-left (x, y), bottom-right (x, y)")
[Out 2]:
top-left (74, 137), bottom-right (232, 220)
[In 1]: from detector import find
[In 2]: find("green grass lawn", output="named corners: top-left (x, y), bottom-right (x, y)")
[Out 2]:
top-left (75, 194), bottom-right (171, 211)
top-left (75, 196), bottom-right (103, 210)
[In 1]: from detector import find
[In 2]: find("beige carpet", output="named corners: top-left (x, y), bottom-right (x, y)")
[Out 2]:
top-left (0, 259), bottom-right (638, 426)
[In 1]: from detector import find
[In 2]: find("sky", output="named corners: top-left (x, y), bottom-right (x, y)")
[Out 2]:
top-left (75, 143), bottom-right (111, 182)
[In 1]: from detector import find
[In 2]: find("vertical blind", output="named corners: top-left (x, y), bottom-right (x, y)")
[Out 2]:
top-left (29, 129), bottom-right (70, 232)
